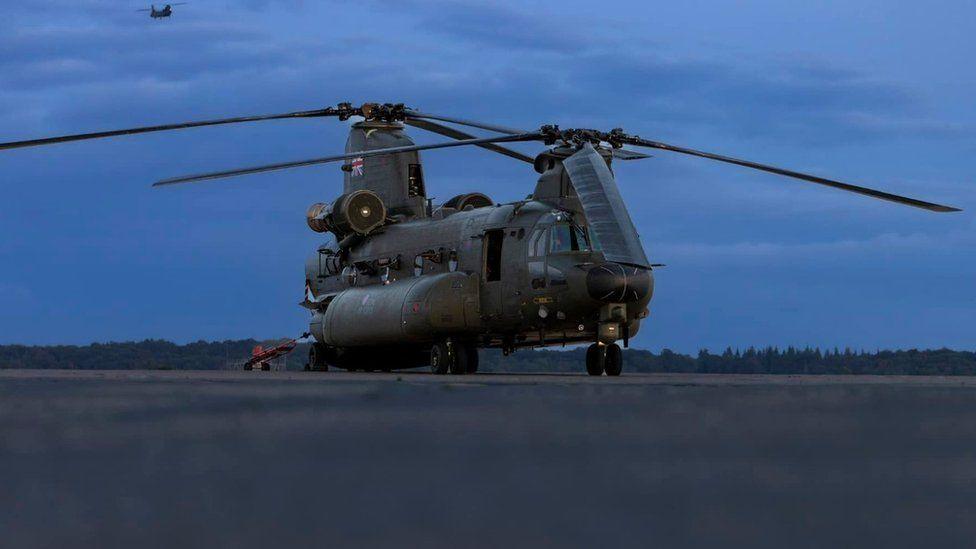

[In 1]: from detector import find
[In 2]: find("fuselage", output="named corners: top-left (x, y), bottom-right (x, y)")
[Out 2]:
top-left (305, 199), bottom-right (654, 352)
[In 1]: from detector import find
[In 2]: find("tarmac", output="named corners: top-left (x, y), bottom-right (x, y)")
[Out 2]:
top-left (3, 369), bottom-right (976, 548)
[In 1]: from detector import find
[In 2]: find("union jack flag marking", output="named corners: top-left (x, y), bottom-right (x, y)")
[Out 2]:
top-left (350, 157), bottom-right (364, 177)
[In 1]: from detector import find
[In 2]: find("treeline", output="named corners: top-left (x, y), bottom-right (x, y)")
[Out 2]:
top-left (0, 339), bottom-right (286, 371)
top-left (1, 340), bottom-right (975, 375)
top-left (483, 347), bottom-right (976, 376)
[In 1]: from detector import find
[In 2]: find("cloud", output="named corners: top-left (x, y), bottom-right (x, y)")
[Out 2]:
top-left (417, 2), bottom-right (592, 54)
top-left (1, 0), bottom-right (965, 151)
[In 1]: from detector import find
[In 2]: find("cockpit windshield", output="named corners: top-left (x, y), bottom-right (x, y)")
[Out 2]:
top-left (549, 223), bottom-right (594, 254)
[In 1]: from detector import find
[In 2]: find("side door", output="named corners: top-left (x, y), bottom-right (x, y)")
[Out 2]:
top-left (481, 228), bottom-right (505, 321)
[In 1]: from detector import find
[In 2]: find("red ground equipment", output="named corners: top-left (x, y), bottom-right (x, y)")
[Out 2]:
top-left (244, 333), bottom-right (309, 371)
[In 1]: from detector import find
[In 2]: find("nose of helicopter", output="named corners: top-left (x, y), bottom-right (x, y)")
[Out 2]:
top-left (586, 262), bottom-right (652, 303)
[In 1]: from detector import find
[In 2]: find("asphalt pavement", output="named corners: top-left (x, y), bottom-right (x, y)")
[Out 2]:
top-left (3, 370), bottom-right (976, 548)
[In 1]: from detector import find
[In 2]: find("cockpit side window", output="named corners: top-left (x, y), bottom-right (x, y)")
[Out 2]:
top-left (550, 224), bottom-right (573, 253)
top-left (529, 228), bottom-right (548, 257)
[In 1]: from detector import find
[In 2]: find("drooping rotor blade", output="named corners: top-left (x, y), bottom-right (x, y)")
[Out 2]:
top-left (154, 132), bottom-right (544, 187)
top-left (404, 109), bottom-right (528, 135)
top-left (611, 148), bottom-right (651, 161)
top-left (0, 108), bottom-right (340, 151)
top-left (621, 136), bottom-right (960, 212)
top-left (404, 118), bottom-right (534, 164)
top-left (563, 143), bottom-right (650, 268)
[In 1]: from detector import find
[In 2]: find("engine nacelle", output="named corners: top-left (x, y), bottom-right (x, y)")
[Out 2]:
top-left (306, 190), bottom-right (387, 236)
top-left (443, 192), bottom-right (493, 211)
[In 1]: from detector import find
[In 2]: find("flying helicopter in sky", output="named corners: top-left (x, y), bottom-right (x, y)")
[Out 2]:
top-left (137, 3), bottom-right (187, 19)
top-left (0, 102), bottom-right (960, 376)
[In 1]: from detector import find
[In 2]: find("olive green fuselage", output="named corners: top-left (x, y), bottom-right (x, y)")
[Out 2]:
top-left (305, 200), bottom-right (653, 352)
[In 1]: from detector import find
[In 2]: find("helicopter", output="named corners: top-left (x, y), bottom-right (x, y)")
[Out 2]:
top-left (137, 3), bottom-right (186, 19)
top-left (0, 102), bottom-right (960, 376)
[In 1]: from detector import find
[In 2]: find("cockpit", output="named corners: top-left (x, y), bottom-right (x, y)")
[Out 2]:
top-left (528, 215), bottom-right (600, 258)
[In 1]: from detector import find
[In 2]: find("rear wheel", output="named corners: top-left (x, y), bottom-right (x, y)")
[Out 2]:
top-left (464, 345), bottom-right (479, 374)
top-left (586, 344), bottom-right (605, 376)
top-left (453, 342), bottom-right (479, 374)
top-left (308, 343), bottom-right (330, 372)
top-left (604, 343), bottom-right (622, 376)
top-left (430, 342), bottom-right (452, 375)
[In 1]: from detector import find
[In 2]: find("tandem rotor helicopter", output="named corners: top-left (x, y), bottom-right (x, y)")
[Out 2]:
top-left (0, 102), bottom-right (960, 376)
top-left (137, 3), bottom-right (187, 19)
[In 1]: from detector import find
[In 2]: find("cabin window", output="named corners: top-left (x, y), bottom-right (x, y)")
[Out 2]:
top-left (413, 255), bottom-right (424, 277)
top-left (484, 229), bottom-right (504, 282)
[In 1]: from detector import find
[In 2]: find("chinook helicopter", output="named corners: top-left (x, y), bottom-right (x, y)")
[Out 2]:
top-left (0, 102), bottom-right (960, 375)
top-left (137, 3), bottom-right (187, 19)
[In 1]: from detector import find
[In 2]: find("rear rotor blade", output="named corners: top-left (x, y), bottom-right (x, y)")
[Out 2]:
top-left (623, 136), bottom-right (960, 212)
top-left (154, 132), bottom-right (543, 186)
top-left (564, 143), bottom-right (650, 268)
top-left (404, 118), bottom-right (534, 163)
top-left (404, 109), bottom-right (527, 135)
top-left (0, 108), bottom-right (338, 151)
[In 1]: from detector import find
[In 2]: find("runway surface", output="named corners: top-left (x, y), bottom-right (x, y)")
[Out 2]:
top-left (3, 370), bottom-right (976, 548)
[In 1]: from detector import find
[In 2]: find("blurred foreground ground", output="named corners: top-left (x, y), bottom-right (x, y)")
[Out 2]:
top-left (2, 370), bottom-right (976, 548)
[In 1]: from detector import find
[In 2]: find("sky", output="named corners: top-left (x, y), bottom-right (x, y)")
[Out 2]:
top-left (0, 0), bottom-right (973, 352)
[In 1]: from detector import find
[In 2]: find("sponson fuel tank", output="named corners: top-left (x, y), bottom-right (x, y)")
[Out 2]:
top-left (315, 272), bottom-right (480, 347)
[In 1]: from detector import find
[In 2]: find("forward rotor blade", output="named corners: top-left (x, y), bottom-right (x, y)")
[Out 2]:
top-left (404, 109), bottom-right (527, 135)
top-left (154, 132), bottom-right (543, 187)
top-left (611, 148), bottom-right (651, 161)
top-left (404, 118), bottom-right (534, 164)
top-left (0, 108), bottom-right (337, 151)
top-left (623, 136), bottom-right (960, 212)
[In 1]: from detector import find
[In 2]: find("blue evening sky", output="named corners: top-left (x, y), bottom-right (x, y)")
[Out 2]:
top-left (1, 0), bottom-right (973, 352)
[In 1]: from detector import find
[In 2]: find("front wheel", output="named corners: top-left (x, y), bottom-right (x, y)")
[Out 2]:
top-left (586, 344), bottom-right (605, 376)
top-left (604, 343), bottom-right (622, 376)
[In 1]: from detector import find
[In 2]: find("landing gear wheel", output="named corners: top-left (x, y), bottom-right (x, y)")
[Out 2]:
top-left (430, 342), bottom-right (452, 375)
top-left (586, 344), bottom-right (605, 376)
top-left (452, 342), bottom-right (469, 375)
top-left (308, 343), bottom-right (330, 372)
top-left (464, 345), bottom-right (479, 374)
top-left (604, 343), bottom-right (622, 376)
top-left (453, 342), bottom-right (478, 374)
